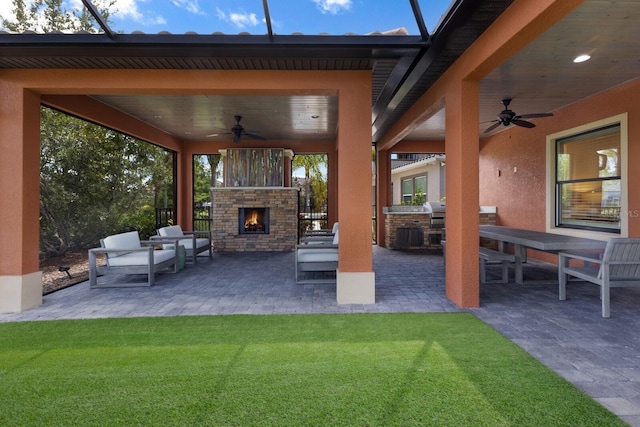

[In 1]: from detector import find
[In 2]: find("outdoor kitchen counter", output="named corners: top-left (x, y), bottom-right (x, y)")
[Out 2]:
top-left (383, 205), bottom-right (497, 250)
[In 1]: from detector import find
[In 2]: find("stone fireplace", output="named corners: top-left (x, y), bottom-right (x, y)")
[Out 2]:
top-left (212, 187), bottom-right (298, 251)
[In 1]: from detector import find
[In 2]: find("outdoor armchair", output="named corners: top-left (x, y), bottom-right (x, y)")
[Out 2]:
top-left (295, 229), bottom-right (339, 284)
top-left (155, 225), bottom-right (213, 264)
top-left (89, 230), bottom-right (179, 288)
top-left (300, 222), bottom-right (338, 244)
top-left (559, 238), bottom-right (640, 318)
top-left (303, 222), bottom-right (338, 236)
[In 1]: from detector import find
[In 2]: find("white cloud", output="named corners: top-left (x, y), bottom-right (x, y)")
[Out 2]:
top-left (110, 0), bottom-right (145, 22)
top-left (108, 0), bottom-right (167, 27)
top-left (171, 0), bottom-right (203, 15)
top-left (312, 0), bottom-right (352, 15)
top-left (229, 12), bottom-right (258, 28)
top-left (216, 7), bottom-right (259, 29)
top-left (215, 7), bottom-right (226, 21)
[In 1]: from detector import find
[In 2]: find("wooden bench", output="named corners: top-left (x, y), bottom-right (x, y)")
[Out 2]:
top-left (479, 247), bottom-right (515, 284)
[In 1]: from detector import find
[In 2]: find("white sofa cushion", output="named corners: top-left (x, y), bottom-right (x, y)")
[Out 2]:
top-left (102, 231), bottom-right (141, 258)
top-left (158, 225), bottom-right (210, 250)
top-left (297, 248), bottom-right (339, 263)
top-left (158, 225), bottom-right (184, 238)
top-left (172, 237), bottom-right (210, 250)
top-left (107, 249), bottom-right (176, 267)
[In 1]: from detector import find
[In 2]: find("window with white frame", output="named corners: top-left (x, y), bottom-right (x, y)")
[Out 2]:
top-left (401, 175), bottom-right (427, 204)
top-left (550, 116), bottom-right (626, 234)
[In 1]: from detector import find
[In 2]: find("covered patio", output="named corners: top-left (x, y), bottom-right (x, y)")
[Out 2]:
top-left (2, 248), bottom-right (640, 424)
top-left (2, 0), bottom-right (639, 423)
top-left (2, 0), bottom-right (639, 316)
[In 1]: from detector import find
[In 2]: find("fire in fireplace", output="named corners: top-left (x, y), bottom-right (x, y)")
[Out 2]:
top-left (239, 207), bottom-right (270, 234)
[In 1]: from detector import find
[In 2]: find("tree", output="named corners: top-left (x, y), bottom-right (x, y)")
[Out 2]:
top-left (39, 107), bottom-right (173, 255)
top-left (1, 0), bottom-right (116, 33)
top-left (207, 154), bottom-right (222, 188)
top-left (293, 154), bottom-right (327, 210)
top-left (193, 156), bottom-right (213, 206)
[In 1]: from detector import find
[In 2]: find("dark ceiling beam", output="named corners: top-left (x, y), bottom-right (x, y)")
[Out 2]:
top-left (81, 0), bottom-right (116, 40)
top-left (0, 34), bottom-right (423, 62)
top-left (0, 34), bottom-right (421, 52)
top-left (409, 0), bottom-right (429, 41)
top-left (371, 55), bottom-right (418, 115)
top-left (262, 0), bottom-right (274, 41)
top-left (371, 0), bottom-right (492, 142)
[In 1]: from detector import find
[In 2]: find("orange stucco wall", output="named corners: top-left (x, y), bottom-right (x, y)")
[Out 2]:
top-left (480, 78), bottom-right (640, 262)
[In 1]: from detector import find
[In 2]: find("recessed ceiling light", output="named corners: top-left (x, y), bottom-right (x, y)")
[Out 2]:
top-left (153, 114), bottom-right (163, 119)
top-left (573, 54), bottom-right (591, 63)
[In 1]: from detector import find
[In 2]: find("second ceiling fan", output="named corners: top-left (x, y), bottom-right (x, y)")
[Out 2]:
top-left (483, 98), bottom-right (553, 133)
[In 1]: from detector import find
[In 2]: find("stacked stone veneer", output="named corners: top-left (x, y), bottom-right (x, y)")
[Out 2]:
top-left (479, 211), bottom-right (498, 249)
top-left (212, 187), bottom-right (299, 252)
top-left (384, 209), bottom-right (497, 250)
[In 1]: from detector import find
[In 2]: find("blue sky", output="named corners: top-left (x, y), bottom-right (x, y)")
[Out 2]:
top-left (1, 1), bottom-right (453, 35)
top-left (106, 0), bottom-right (452, 35)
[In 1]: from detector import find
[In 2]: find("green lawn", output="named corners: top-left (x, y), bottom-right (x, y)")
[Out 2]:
top-left (0, 313), bottom-right (624, 426)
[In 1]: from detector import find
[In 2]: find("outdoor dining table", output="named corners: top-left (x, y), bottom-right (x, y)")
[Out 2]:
top-left (479, 225), bottom-right (607, 284)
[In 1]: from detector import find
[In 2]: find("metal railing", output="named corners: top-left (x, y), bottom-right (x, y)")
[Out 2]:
top-left (155, 207), bottom-right (173, 229)
top-left (298, 201), bottom-right (328, 239)
top-left (193, 206), bottom-right (212, 232)
top-left (155, 206), bottom-right (212, 232)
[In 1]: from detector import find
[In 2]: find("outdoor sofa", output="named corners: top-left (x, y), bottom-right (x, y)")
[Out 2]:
top-left (89, 230), bottom-right (179, 288)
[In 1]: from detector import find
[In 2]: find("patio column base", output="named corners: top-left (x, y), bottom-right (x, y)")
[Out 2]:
top-left (0, 272), bottom-right (42, 313)
top-left (336, 271), bottom-right (375, 304)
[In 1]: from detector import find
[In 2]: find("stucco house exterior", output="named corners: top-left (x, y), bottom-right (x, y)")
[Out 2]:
top-left (391, 154), bottom-right (446, 206)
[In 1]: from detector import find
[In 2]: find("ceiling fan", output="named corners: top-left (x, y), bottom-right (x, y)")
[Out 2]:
top-left (483, 98), bottom-right (553, 133)
top-left (207, 115), bottom-right (267, 143)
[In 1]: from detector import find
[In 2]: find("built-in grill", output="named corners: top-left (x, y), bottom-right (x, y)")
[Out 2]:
top-left (425, 202), bottom-right (445, 245)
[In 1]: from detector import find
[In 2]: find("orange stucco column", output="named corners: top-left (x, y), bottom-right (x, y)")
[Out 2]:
top-left (327, 147), bottom-right (338, 226)
top-left (445, 80), bottom-right (480, 308)
top-left (336, 74), bottom-right (375, 304)
top-left (0, 84), bottom-right (43, 312)
top-left (177, 148), bottom-right (191, 228)
top-left (376, 148), bottom-right (391, 247)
